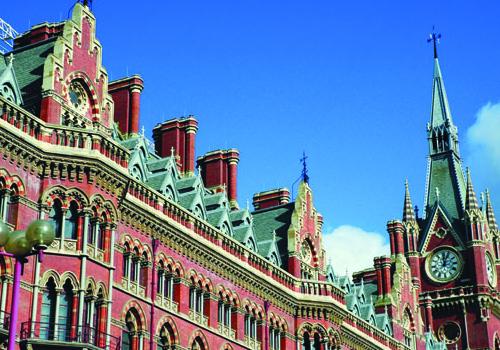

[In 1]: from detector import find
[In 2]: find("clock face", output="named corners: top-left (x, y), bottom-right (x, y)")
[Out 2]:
top-left (428, 248), bottom-right (461, 282)
top-left (486, 253), bottom-right (495, 286)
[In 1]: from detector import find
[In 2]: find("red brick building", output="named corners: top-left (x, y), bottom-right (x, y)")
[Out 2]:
top-left (0, 3), bottom-right (497, 350)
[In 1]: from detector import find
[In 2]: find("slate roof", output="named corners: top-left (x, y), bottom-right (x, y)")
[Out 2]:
top-left (9, 39), bottom-right (57, 114)
top-left (252, 203), bottom-right (294, 266)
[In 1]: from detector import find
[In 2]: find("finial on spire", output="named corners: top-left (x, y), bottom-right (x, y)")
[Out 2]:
top-left (7, 53), bottom-right (14, 65)
top-left (485, 189), bottom-right (498, 230)
top-left (170, 146), bottom-right (175, 157)
top-left (300, 151), bottom-right (309, 183)
top-left (403, 179), bottom-right (416, 222)
top-left (465, 168), bottom-right (479, 211)
top-left (435, 187), bottom-right (440, 202)
top-left (427, 27), bottom-right (442, 59)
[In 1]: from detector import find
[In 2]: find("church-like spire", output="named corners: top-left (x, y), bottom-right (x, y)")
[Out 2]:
top-left (424, 32), bottom-right (466, 222)
top-left (403, 180), bottom-right (416, 222)
top-left (465, 169), bottom-right (479, 212)
top-left (485, 189), bottom-right (498, 230)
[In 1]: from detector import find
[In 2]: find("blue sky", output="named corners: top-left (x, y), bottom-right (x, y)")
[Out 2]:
top-left (5, 0), bottom-right (500, 272)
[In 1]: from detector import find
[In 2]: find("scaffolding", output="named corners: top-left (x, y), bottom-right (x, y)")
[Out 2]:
top-left (0, 17), bottom-right (19, 54)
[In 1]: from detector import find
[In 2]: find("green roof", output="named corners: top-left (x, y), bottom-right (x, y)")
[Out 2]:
top-left (176, 176), bottom-right (198, 192)
top-left (145, 173), bottom-right (166, 191)
top-left (178, 192), bottom-right (198, 210)
top-left (252, 203), bottom-right (294, 263)
top-left (147, 157), bottom-right (172, 172)
top-left (10, 39), bottom-right (56, 114)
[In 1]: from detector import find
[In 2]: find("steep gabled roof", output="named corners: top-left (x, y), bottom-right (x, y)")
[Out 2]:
top-left (252, 203), bottom-right (294, 266)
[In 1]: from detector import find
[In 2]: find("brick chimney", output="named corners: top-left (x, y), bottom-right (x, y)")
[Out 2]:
top-left (152, 116), bottom-right (198, 175)
top-left (197, 149), bottom-right (239, 208)
top-left (374, 256), bottom-right (392, 299)
top-left (252, 188), bottom-right (290, 210)
top-left (387, 220), bottom-right (405, 256)
top-left (14, 22), bottom-right (65, 48)
top-left (109, 75), bottom-right (144, 135)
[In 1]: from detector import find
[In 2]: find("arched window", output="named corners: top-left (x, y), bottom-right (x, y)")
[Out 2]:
top-left (40, 277), bottom-right (57, 340)
top-left (189, 281), bottom-right (205, 315)
top-left (313, 333), bottom-right (321, 350)
top-left (58, 279), bottom-right (75, 341)
top-left (157, 323), bottom-right (175, 350)
top-left (140, 252), bottom-right (149, 287)
top-left (157, 262), bottom-right (174, 302)
top-left (49, 199), bottom-right (64, 238)
top-left (302, 332), bottom-right (311, 350)
top-left (122, 309), bottom-right (142, 350)
top-left (123, 243), bottom-right (131, 278)
top-left (191, 336), bottom-right (206, 350)
top-left (64, 201), bottom-right (79, 239)
top-left (244, 310), bottom-right (257, 340)
top-left (82, 284), bottom-right (95, 343)
top-left (130, 247), bottom-right (140, 283)
top-left (217, 294), bottom-right (232, 329)
top-left (269, 324), bottom-right (282, 350)
top-left (0, 256), bottom-right (8, 326)
top-left (5, 184), bottom-right (19, 226)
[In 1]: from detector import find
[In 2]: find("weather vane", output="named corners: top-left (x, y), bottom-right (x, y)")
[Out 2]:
top-left (300, 151), bottom-right (309, 183)
top-left (427, 26), bottom-right (442, 59)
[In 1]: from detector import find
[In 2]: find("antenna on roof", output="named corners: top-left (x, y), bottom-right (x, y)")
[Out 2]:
top-left (0, 18), bottom-right (19, 54)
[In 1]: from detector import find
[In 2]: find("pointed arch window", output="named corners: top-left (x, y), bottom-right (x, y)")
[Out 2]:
top-left (269, 325), bottom-right (282, 350)
top-left (302, 332), bottom-right (311, 350)
top-left (157, 262), bottom-right (174, 302)
top-left (40, 277), bottom-right (57, 340)
top-left (58, 279), bottom-right (75, 341)
top-left (191, 337), bottom-right (206, 350)
top-left (64, 201), bottom-right (79, 239)
top-left (157, 323), bottom-right (175, 350)
top-left (49, 199), bottom-right (64, 238)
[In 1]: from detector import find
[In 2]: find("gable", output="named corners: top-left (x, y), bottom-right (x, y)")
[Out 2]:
top-left (419, 204), bottom-right (465, 253)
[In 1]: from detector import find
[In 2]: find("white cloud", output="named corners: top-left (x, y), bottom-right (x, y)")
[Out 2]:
top-left (466, 102), bottom-right (500, 180)
top-left (323, 225), bottom-right (389, 276)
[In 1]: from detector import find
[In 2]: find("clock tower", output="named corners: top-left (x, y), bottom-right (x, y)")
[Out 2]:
top-left (385, 38), bottom-right (500, 349)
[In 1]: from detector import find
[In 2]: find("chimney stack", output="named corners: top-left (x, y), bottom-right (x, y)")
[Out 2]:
top-left (252, 188), bottom-right (290, 210)
top-left (197, 149), bottom-right (239, 208)
top-left (152, 117), bottom-right (198, 175)
top-left (109, 75), bottom-right (144, 135)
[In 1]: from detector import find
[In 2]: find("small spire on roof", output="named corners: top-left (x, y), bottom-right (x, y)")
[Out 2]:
top-left (485, 189), bottom-right (498, 230)
top-left (403, 179), bottom-right (416, 222)
top-left (7, 53), bottom-right (14, 65)
top-left (170, 147), bottom-right (175, 157)
top-left (435, 187), bottom-right (440, 202)
top-left (300, 151), bottom-right (309, 183)
top-left (465, 168), bottom-right (479, 211)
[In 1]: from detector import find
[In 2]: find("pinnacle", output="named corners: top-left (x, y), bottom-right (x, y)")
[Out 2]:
top-left (465, 168), bottom-right (479, 211)
top-left (485, 190), bottom-right (498, 230)
top-left (403, 179), bottom-right (416, 222)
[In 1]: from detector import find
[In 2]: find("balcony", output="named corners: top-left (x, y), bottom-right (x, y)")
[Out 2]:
top-left (188, 310), bottom-right (208, 327)
top-left (155, 294), bottom-right (178, 313)
top-left (217, 323), bottom-right (235, 340)
top-left (120, 278), bottom-right (146, 298)
top-left (20, 321), bottom-right (120, 350)
top-left (244, 335), bottom-right (261, 350)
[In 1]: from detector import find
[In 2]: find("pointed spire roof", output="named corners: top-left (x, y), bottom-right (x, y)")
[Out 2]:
top-left (485, 190), bottom-right (498, 230)
top-left (403, 180), bottom-right (416, 222)
top-left (424, 46), bottom-right (466, 223)
top-left (430, 58), bottom-right (454, 129)
top-left (465, 169), bottom-right (479, 211)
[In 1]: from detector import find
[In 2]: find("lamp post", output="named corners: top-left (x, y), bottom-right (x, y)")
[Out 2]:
top-left (0, 220), bottom-right (55, 350)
